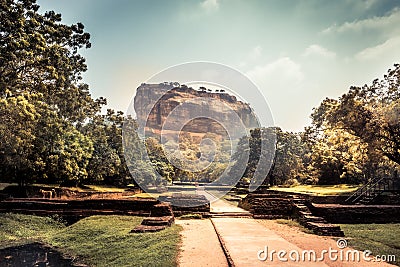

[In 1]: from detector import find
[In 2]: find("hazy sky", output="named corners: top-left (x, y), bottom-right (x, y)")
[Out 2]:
top-left (37, 0), bottom-right (400, 132)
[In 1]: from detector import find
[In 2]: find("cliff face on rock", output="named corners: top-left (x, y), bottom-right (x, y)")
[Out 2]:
top-left (134, 83), bottom-right (258, 141)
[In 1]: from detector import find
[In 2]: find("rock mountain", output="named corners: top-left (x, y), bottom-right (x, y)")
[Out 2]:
top-left (134, 83), bottom-right (258, 142)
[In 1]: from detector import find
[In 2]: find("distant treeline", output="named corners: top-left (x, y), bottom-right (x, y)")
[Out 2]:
top-left (0, 0), bottom-right (398, 188)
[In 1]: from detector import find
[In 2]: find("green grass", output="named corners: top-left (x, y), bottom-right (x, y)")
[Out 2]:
top-left (178, 214), bottom-right (203, 219)
top-left (0, 214), bottom-right (182, 267)
top-left (132, 192), bottom-right (159, 198)
top-left (86, 185), bottom-right (127, 192)
top-left (340, 224), bottom-right (400, 266)
top-left (0, 213), bottom-right (64, 248)
top-left (270, 184), bottom-right (361, 196)
top-left (0, 183), bottom-right (15, 191)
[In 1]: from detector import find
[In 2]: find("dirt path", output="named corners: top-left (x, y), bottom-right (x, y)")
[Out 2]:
top-left (176, 219), bottom-right (228, 267)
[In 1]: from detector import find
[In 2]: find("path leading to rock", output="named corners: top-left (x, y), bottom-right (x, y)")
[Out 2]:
top-left (176, 219), bottom-right (228, 267)
top-left (177, 194), bottom-right (396, 267)
top-left (211, 217), bottom-right (328, 267)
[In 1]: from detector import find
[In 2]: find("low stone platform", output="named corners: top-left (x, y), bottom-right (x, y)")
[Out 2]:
top-left (131, 202), bottom-right (175, 233)
top-left (239, 193), bottom-right (293, 219)
top-left (141, 216), bottom-right (174, 226)
top-left (305, 222), bottom-right (344, 236)
top-left (159, 193), bottom-right (210, 216)
top-left (240, 193), bottom-right (345, 237)
top-left (0, 198), bottom-right (166, 225)
top-left (130, 225), bottom-right (168, 233)
top-left (310, 203), bottom-right (400, 223)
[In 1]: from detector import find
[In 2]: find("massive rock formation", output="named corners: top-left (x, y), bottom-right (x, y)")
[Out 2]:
top-left (134, 83), bottom-right (259, 142)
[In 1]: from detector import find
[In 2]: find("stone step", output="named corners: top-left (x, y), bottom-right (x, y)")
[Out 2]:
top-left (141, 216), bottom-right (174, 226)
top-left (357, 196), bottom-right (377, 204)
top-left (253, 214), bottom-right (290, 219)
top-left (305, 222), bottom-right (341, 230)
top-left (130, 225), bottom-right (167, 233)
top-left (305, 222), bottom-right (345, 237)
top-left (210, 212), bottom-right (252, 218)
top-left (292, 198), bottom-right (306, 204)
top-left (298, 211), bottom-right (313, 216)
top-left (315, 229), bottom-right (345, 237)
top-left (293, 204), bottom-right (309, 211)
top-left (300, 215), bottom-right (326, 223)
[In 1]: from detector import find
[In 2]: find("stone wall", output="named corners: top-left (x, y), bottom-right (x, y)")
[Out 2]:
top-left (263, 189), bottom-right (400, 205)
top-left (0, 198), bottom-right (163, 224)
top-left (239, 193), bottom-right (293, 219)
top-left (239, 190), bottom-right (400, 224)
top-left (310, 204), bottom-right (400, 223)
top-left (159, 193), bottom-right (210, 216)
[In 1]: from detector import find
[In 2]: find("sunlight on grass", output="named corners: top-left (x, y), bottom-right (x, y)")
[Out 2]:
top-left (86, 185), bottom-right (126, 192)
top-left (270, 184), bottom-right (361, 196)
top-left (340, 224), bottom-right (400, 266)
top-left (132, 192), bottom-right (157, 198)
top-left (0, 183), bottom-right (15, 191)
top-left (48, 216), bottom-right (181, 267)
top-left (0, 213), bottom-right (64, 248)
top-left (0, 214), bottom-right (182, 267)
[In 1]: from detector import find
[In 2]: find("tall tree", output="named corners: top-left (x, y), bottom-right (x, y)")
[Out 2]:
top-left (0, 0), bottom-right (104, 121)
top-left (0, 0), bottom-right (105, 187)
top-left (329, 64), bottom-right (400, 166)
top-left (305, 64), bottom-right (400, 184)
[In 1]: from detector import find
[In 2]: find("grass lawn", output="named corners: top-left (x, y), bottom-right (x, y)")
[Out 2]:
top-left (270, 184), bottom-right (361, 196)
top-left (0, 183), bottom-right (16, 191)
top-left (86, 185), bottom-right (127, 192)
top-left (340, 224), bottom-right (400, 266)
top-left (0, 213), bottom-right (182, 267)
top-left (0, 213), bottom-right (64, 248)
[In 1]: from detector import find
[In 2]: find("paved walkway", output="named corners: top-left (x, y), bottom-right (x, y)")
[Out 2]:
top-left (211, 217), bottom-right (328, 267)
top-left (176, 219), bottom-right (228, 267)
top-left (210, 198), bottom-right (249, 213)
top-left (177, 193), bottom-right (395, 267)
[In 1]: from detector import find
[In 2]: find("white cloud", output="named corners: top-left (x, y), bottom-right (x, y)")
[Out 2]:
top-left (249, 45), bottom-right (262, 60)
top-left (200, 0), bottom-right (219, 12)
top-left (302, 44), bottom-right (336, 60)
top-left (239, 45), bottom-right (263, 67)
top-left (322, 7), bottom-right (400, 35)
top-left (355, 36), bottom-right (400, 61)
top-left (364, 0), bottom-right (378, 10)
top-left (246, 57), bottom-right (304, 91)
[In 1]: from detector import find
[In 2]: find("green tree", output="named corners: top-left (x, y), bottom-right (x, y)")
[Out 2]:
top-left (305, 64), bottom-right (400, 184)
top-left (0, 0), bottom-right (103, 121)
top-left (123, 117), bottom-right (158, 188)
top-left (0, 0), bottom-right (105, 187)
top-left (79, 110), bottom-right (132, 185)
top-left (230, 127), bottom-right (306, 187)
top-left (330, 65), bottom-right (400, 166)
top-left (0, 92), bottom-right (93, 187)
top-left (270, 129), bottom-right (308, 186)
top-left (0, 93), bottom-right (42, 186)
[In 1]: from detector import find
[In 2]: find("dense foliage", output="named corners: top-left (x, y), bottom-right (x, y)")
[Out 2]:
top-left (0, 0), bottom-right (398, 189)
top-left (231, 65), bottom-right (399, 186)
top-left (304, 64), bottom-right (400, 184)
top-left (0, 0), bottom-right (136, 188)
